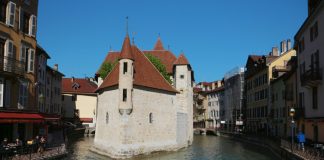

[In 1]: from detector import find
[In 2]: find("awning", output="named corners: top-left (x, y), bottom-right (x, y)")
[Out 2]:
top-left (80, 118), bottom-right (93, 123)
top-left (0, 112), bottom-right (43, 123)
top-left (40, 114), bottom-right (61, 122)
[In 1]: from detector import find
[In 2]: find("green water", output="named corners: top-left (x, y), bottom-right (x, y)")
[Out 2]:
top-left (64, 135), bottom-right (276, 160)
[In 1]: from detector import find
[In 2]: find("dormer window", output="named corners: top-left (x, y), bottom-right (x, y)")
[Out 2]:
top-left (123, 62), bottom-right (127, 74)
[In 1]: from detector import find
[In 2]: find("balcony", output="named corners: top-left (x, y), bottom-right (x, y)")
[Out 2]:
top-left (196, 105), bottom-right (206, 110)
top-left (301, 68), bottom-right (322, 87)
top-left (0, 56), bottom-right (25, 75)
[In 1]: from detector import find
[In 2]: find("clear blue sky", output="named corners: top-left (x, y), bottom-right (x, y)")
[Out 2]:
top-left (37, 0), bottom-right (307, 82)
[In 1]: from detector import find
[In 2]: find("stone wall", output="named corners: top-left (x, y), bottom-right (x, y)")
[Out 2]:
top-left (93, 87), bottom-right (182, 158)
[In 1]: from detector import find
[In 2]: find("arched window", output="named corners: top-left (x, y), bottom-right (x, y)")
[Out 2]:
top-left (149, 113), bottom-right (153, 123)
top-left (106, 112), bottom-right (109, 124)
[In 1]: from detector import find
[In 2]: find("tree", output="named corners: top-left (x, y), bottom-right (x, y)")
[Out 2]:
top-left (145, 53), bottom-right (172, 84)
top-left (98, 61), bottom-right (117, 79)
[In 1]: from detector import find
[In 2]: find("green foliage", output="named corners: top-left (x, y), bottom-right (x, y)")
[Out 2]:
top-left (145, 53), bottom-right (172, 84)
top-left (99, 61), bottom-right (117, 79)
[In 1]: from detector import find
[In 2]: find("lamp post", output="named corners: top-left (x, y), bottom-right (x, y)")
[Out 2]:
top-left (289, 107), bottom-right (295, 153)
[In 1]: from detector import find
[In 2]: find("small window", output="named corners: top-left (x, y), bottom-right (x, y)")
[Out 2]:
top-left (106, 112), bottom-right (109, 124)
top-left (123, 89), bottom-right (127, 102)
top-left (149, 113), bottom-right (153, 123)
top-left (312, 87), bottom-right (318, 109)
top-left (29, 15), bottom-right (36, 37)
top-left (180, 75), bottom-right (184, 79)
top-left (123, 62), bottom-right (127, 74)
top-left (6, 1), bottom-right (16, 27)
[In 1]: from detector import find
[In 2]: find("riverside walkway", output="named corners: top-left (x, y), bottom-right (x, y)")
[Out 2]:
top-left (1, 144), bottom-right (67, 160)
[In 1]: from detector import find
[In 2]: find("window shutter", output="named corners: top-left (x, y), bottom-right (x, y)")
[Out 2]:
top-left (0, 78), bottom-right (3, 107)
top-left (4, 40), bottom-right (14, 72)
top-left (28, 48), bottom-right (35, 73)
top-left (29, 15), bottom-right (36, 36)
top-left (6, 2), bottom-right (16, 27)
top-left (5, 80), bottom-right (11, 107)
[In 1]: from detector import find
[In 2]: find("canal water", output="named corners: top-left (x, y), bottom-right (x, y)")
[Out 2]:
top-left (64, 135), bottom-right (276, 160)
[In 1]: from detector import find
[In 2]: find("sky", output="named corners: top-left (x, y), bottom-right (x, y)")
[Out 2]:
top-left (37, 0), bottom-right (308, 83)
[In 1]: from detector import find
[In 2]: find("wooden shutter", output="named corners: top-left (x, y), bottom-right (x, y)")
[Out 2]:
top-left (6, 1), bottom-right (15, 26)
top-left (28, 48), bottom-right (35, 73)
top-left (29, 15), bottom-right (36, 36)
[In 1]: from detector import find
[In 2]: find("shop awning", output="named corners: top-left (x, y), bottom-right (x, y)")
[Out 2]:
top-left (41, 114), bottom-right (61, 122)
top-left (80, 118), bottom-right (93, 123)
top-left (0, 112), bottom-right (43, 123)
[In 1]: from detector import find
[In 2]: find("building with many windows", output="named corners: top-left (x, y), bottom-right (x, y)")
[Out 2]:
top-left (223, 67), bottom-right (244, 132)
top-left (295, 0), bottom-right (324, 143)
top-left (0, 0), bottom-right (39, 142)
top-left (245, 40), bottom-right (296, 135)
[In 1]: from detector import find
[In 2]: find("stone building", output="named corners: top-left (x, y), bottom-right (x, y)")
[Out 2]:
top-left (245, 40), bottom-right (296, 134)
top-left (295, 0), bottom-right (324, 143)
top-left (224, 67), bottom-right (244, 132)
top-left (92, 35), bottom-right (194, 158)
top-left (206, 85), bottom-right (224, 130)
top-left (193, 81), bottom-right (224, 131)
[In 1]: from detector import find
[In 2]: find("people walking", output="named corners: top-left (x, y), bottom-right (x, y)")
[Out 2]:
top-left (297, 131), bottom-right (305, 151)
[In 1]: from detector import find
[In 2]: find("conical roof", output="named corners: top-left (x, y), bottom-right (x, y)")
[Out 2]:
top-left (174, 53), bottom-right (190, 65)
top-left (120, 35), bottom-right (134, 60)
top-left (153, 37), bottom-right (165, 50)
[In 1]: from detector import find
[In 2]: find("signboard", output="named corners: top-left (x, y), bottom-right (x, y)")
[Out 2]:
top-left (236, 121), bottom-right (243, 125)
top-left (220, 121), bottom-right (226, 124)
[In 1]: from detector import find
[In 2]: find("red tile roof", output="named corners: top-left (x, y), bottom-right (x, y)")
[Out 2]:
top-left (143, 50), bottom-right (177, 74)
top-left (153, 37), bottom-right (165, 50)
top-left (97, 62), bottom-right (119, 89)
top-left (96, 51), bottom-right (120, 75)
top-left (174, 53), bottom-right (190, 65)
top-left (120, 35), bottom-right (134, 60)
top-left (62, 78), bottom-right (97, 94)
top-left (98, 45), bottom-right (178, 93)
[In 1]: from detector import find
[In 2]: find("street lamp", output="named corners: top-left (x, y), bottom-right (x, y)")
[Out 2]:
top-left (289, 107), bottom-right (295, 152)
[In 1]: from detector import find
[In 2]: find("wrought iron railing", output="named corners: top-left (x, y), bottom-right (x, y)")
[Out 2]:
top-left (301, 68), bottom-right (322, 86)
top-left (0, 56), bottom-right (25, 75)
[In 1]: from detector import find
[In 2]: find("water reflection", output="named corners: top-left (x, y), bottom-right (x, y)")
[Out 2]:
top-left (64, 135), bottom-right (276, 160)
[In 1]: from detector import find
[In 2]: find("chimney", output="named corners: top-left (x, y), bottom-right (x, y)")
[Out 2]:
top-left (287, 39), bottom-right (291, 51)
top-left (71, 77), bottom-right (74, 83)
top-left (212, 82), bottom-right (215, 90)
top-left (280, 40), bottom-right (287, 53)
top-left (272, 47), bottom-right (279, 56)
top-left (53, 64), bottom-right (58, 71)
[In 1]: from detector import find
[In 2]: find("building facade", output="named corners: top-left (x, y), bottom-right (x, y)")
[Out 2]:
top-left (224, 67), bottom-right (244, 132)
top-left (62, 77), bottom-right (97, 128)
top-left (295, 0), bottom-right (324, 143)
top-left (245, 40), bottom-right (296, 135)
top-left (0, 0), bottom-right (39, 142)
top-left (92, 35), bottom-right (194, 158)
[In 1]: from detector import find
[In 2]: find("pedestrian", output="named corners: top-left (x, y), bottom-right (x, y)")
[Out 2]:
top-left (15, 138), bottom-right (22, 147)
top-left (39, 136), bottom-right (46, 153)
top-left (297, 131), bottom-right (305, 151)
